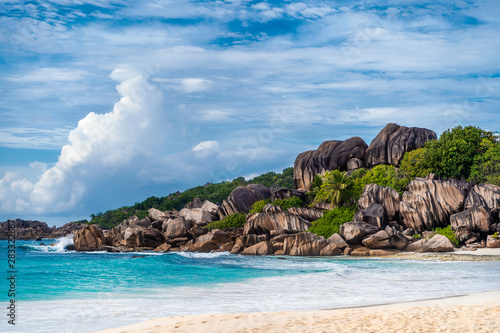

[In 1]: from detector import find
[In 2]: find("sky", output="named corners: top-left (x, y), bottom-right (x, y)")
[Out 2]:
top-left (0, 0), bottom-right (499, 226)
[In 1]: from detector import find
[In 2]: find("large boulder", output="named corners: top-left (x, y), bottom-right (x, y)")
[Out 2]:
top-left (125, 227), bottom-right (165, 249)
top-left (354, 203), bottom-right (388, 229)
top-left (486, 235), bottom-right (500, 248)
top-left (240, 241), bottom-right (274, 255)
top-left (289, 232), bottom-right (328, 256)
top-left (287, 207), bottom-right (324, 221)
top-left (399, 178), bottom-right (466, 232)
top-left (163, 217), bottom-right (191, 238)
top-left (365, 124), bottom-right (437, 167)
top-left (327, 233), bottom-right (348, 249)
top-left (465, 184), bottom-right (500, 210)
top-left (195, 229), bottom-right (231, 247)
top-left (358, 183), bottom-right (402, 221)
top-left (293, 137), bottom-right (368, 191)
top-left (319, 243), bottom-right (343, 256)
top-left (243, 212), bottom-right (310, 235)
top-left (1, 219), bottom-right (54, 240)
top-left (339, 221), bottom-right (380, 245)
top-left (450, 205), bottom-right (491, 234)
top-left (414, 234), bottom-right (454, 253)
top-left (362, 230), bottom-right (391, 249)
top-left (219, 184), bottom-right (271, 217)
top-left (74, 225), bottom-right (106, 251)
top-left (149, 208), bottom-right (169, 222)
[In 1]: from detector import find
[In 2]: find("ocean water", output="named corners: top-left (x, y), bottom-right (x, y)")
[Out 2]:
top-left (2, 237), bottom-right (500, 333)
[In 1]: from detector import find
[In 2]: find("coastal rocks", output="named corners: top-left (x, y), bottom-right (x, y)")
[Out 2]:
top-left (369, 249), bottom-right (401, 256)
top-left (354, 203), bottom-right (388, 229)
top-left (219, 184), bottom-right (271, 217)
top-left (350, 247), bottom-right (371, 256)
top-left (486, 235), bottom-right (500, 248)
top-left (365, 124), bottom-right (437, 167)
top-left (293, 137), bottom-right (368, 191)
top-left (153, 243), bottom-right (172, 252)
top-left (163, 217), bottom-right (192, 238)
top-left (179, 200), bottom-right (219, 225)
top-left (149, 208), bottom-right (169, 222)
top-left (465, 184), bottom-right (500, 210)
top-left (243, 212), bottom-right (310, 235)
top-left (125, 227), bottom-right (165, 249)
top-left (240, 241), bottom-right (274, 255)
top-left (327, 233), bottom-right (348, 249)
top-left (288, 207), bottom-right (324, 221)
top-left (50, 222), bottom-right (85, 239)
top-left (320, 243), bottom-right (343, 256)
top-left (358, 184), bottom-right (402, 221)
top-left (399, 178), bottom-right (465, 232)
top-left (414, 235), bottom-right (454, 253)
top-left (347, 158), bottom-right (363, 171)
top-left (288, 232), bottom-right (328, 256)
top-left (74, 225), bottom-right (105, 251)
top-left (362, 230), bottom-right (391, 249)
top-left (0, 219), bottom-right (54, 240)
top-left (450, 206), bottom-right (491, 234)
top-left (339, 221), bottom-right (379, 244)
top-left (195, 230), bottom-right (231, 247)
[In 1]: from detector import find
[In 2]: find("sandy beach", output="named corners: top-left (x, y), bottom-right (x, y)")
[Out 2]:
top-left (97, 290), bottom-right (500, 333)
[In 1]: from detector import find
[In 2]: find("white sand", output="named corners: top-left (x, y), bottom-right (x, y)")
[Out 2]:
top-left (96, 290), bottom-right (500, 333)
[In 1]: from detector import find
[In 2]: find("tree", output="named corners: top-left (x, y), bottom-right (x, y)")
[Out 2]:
top-left (469, 138), bottom-right (500, 185)
top-left (315, 170), bottom-right (354, 207)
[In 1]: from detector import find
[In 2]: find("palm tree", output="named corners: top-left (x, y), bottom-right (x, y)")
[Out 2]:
top-left (315, 170), bottom-right (354, 207)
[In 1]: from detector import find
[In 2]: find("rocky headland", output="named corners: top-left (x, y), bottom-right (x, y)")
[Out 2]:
top-left (0, 219), bottom-right (85, 240)
top-left (69, 123), bottom-right (500, 256)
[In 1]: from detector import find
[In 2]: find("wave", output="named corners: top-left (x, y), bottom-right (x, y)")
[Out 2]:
top-left (20, 235), bottom-right (75, 253)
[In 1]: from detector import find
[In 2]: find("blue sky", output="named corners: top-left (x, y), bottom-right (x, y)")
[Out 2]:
top-left (1, 0), bottom-right (499, 226)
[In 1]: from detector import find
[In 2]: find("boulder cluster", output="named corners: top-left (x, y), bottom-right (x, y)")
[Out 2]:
top-left (293, 123), bottom-right (437, 191)
top-left (0, 219), bottom-right (86, 240)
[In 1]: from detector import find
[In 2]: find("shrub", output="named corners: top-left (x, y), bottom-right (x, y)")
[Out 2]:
top-left (350, 165), bottom-right (411, 198)
top-left (400, 147), bottom-right (434, 179)
top-left (207, 213), bottom-right (246, 231)
top-left (412, 234), bottom-right (422, 240)
top-left (308, 206), bottom-right (356, 239)
top-left (492, 232), bottom-right (498, 239)
top-left (433, 225), bottom-right (460, 247)
top-left (249, 199), bottom-right (271, 213)
top-left (272, 197), bottom-right (304, 210)
top-left (469, 138), bottom-right (500, 185)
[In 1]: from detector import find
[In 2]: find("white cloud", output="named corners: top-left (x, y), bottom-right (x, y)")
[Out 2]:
top-left (179, 78), bottom-right (212, 93)
top-left (197, 110), bottom-right (233, 121)
top-left (7, 67), bottom-right (89, 83)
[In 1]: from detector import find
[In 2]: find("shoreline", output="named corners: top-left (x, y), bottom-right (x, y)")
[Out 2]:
top-left (96, 290), bottom-right (500, 333)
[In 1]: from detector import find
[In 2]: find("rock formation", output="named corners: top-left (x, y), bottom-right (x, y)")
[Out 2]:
top-left (293, 137), bottom-right (368, 191)
top-left (243, 211), bottom-right (310, 235)
top-left (74, 225), bottom-right (105, 251)
top-left (219, 184), bottom-right (271, 217)
top-left (358, 183), bottom-right (402, 221)
top-left (365, 123), bottom-right (437, 167)
top-left (287, 207), bottom-right (324, 221)
top-left (399, 178), bottom-right (465, 232)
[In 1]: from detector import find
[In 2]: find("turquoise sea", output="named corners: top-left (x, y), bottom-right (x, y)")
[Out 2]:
top-left (2, 237), bottom-right (500, 333)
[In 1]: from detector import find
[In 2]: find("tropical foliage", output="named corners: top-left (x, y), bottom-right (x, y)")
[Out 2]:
top-left (308, 206), bottom-right (357, 239)
top-left (433, 225), bottom-right (460, 247)
top-left (350, 165), bottom-right (411, 197)
top-left (315, 170), bottom-right (355, 207)
top-left (249, 197), bottom-right (303, 213)
top-left (207, 213), bottom-right (246, 231)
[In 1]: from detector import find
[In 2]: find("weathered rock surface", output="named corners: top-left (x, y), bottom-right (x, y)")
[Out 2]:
top-left (164, 217), bottom-right (192, 238)
top-left (365, 124), bottom-right (437, 167)
top-left (243, 212), bottom-right (310, 235)
top-left (369, 249), bottom-right (401, 256)
top-left (270, 188), bottom-right (306, 201)
top-left (293, 137), bottom-right (368, 191)
top-left (486, 235), bottom-right (500, 248)
top-left (465, 184), bottom-right (500, 210)
top-left (327, 233), bottom-right (348, 249)
top-left (125, 227), bottom-right (165, 249)
top-left (50, 222), bottom-right (86, 239)
top-left (354, 203), bottom-right (388, 229)
top-left (358, 183), bottom-right (402, 221)
top-left (74, 225), bottom-right (105, 251)
top-left (240, 241), bottom-right (274, 255)
top-left (414, 235), bottom-right (454, 253)
top-left (0, 219), bottom-right (54, 240)
top-left (450, 206), bottom-right (491, 234)
top-left (400, 178), bottom-right (465, 232)
top-left (149, 208), bottom-right (169, 222)
top-left (319, 243), bottom-right (343, 256)
top-left (153, 243), bottom-right (172, 252)
top-left (262, 204), bottom-right (285, 215)
top-left (347, 158), bottom-right (363, 171)
top-left (287, 207), bottom-right (324, 221)
top-left (219, 184), bottom-right (271, 217)
top-left (350, 247), bottom-right (371, 256)
top-left (288, 232), bottom-right (328, 256)
top-left (404, 239), bottom-right (427, 252)
top-left (362, 230), bottom-right (391, 249)
top-left (339, 221), bottom-right (380, 244)
top-left (195, 229), bottom-right (231, 247)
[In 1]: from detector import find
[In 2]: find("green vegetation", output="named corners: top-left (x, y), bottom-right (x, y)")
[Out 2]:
top-left (308, 206), bottom-right (357, 239)
top-left (249, 197), bottom-right (303, 213)
top-left (400, 126), bottom-right (498, 182)
top-left (433, 225), bottom-right (460, 247)
top-left (315, 170), bottom-right (355, 207)
top-left (89, 167), bottom-right (293, 229)
top-left (492, 232), bottom-right (498, 239)
top-left (71, 219), bottom-right (89, 224)
top-left (350, 165), bottom-right (411, 197)
top-left (206, 213), bottom-right (246, 231)
top-left (412, 234), bottom-right (422, 240)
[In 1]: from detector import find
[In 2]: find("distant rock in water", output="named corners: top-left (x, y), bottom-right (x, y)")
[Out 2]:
top-left (0, 219), bottom-right (54, 240)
